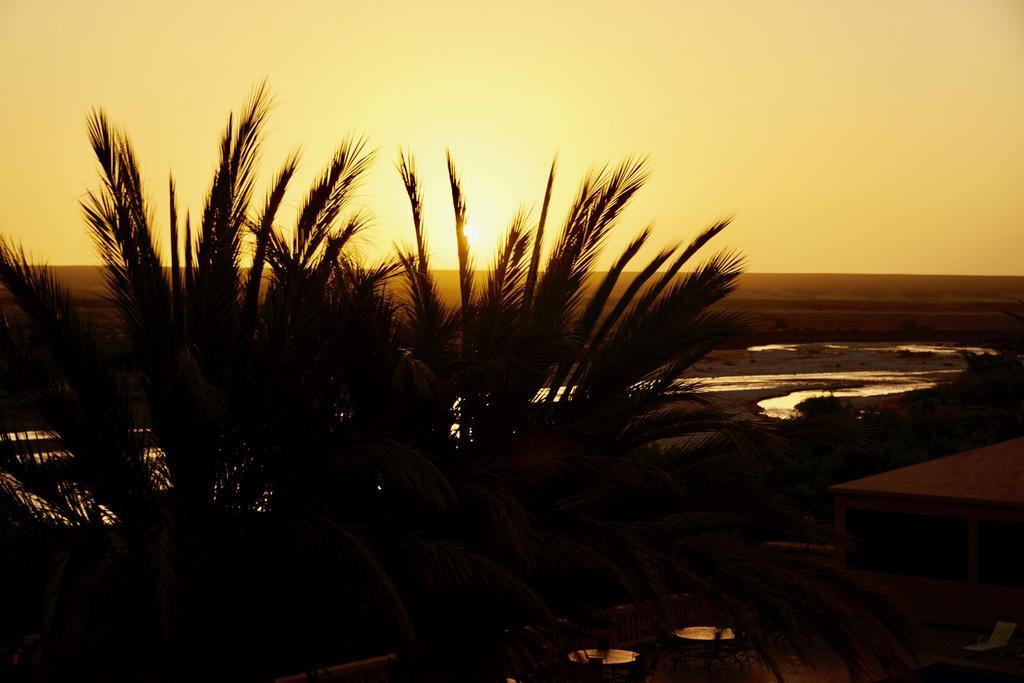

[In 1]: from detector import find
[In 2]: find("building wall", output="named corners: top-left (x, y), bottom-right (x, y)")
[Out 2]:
top-left (834, 493), bottom-right (1024, 629)
top-left (848, 572), bottom-right (1024, 628)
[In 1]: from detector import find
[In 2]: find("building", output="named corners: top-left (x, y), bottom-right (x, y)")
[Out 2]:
top-left (830, 437), bottom-right (1024, 628)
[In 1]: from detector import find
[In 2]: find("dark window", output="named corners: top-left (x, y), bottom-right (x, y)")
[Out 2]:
top-left (978, 520), bottom-right (1024, 587)
top-left (846, 509), bottom-right (968, 581)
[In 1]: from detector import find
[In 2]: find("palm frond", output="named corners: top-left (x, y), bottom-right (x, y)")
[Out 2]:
top-left (482, 208), bottom-right (532, 313)
top-left (0, 245), bottom-right (150, 517)
top-left (83, 109), bottom-right (173, 376)
top-left (292, 137), bottom-right (373, 270)
top-left (522, 158), bottom-right (556, 313)
top-left (532, 158), bottom-right (648, 333)
top-left (397, 149), bottom-right (429, 275)
top-left (243, 152), bottom-right (299, 338)
top-left (446, 151), bottom-right (474, 318)
top-left (190, 82), bottom-right (272, 370)
top-left (169, 175), bottom-right (182, 334)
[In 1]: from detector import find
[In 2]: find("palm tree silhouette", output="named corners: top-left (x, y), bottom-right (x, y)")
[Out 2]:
top-left (0, 85), bottom-right (912, 681)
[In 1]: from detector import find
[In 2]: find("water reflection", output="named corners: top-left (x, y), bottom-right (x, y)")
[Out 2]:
top-left (746, 341), bottom-right (996, 355)
top-left (757, 381), bottom-right (939, 419)
top-left (698, 369), bottom-right (959, 394)
top-left (725, 342), bottom-right (999, 418)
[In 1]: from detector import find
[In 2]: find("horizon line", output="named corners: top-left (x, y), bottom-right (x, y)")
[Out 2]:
top-left (30, 265), bottom-right (1024, 279)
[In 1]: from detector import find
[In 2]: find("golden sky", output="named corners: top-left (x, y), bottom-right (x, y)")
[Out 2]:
top-left (1, 0), bottom-right (1022, 274)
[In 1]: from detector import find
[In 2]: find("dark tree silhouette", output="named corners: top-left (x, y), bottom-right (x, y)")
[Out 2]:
top-left (0, 86), bottom-right (912, 681)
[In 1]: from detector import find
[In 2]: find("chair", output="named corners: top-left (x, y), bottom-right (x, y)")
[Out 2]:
top-left (717, 637), bottom-right (755, 670)
top-left (962, 621), bottom-right (1017, 660)
top-left (602, 656), bottom-right (646, 683)
top-left (661, 635), bottom-right (705, 670)
top-left (638, 646), bottom-right (661, 682)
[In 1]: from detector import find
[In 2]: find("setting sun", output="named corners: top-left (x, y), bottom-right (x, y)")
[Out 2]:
top-left (463, 223), bottom-right (479, 248)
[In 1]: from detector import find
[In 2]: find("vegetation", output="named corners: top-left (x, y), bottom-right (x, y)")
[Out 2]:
top-left (762, 352), bottom-right (1024, 520)
top-left (1003, 299), bottom-right (1024, 354)
top-left (0, 86), bottom-right (913, 681)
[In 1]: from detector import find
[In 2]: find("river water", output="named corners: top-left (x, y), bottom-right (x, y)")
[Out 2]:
top-left (691, 341), bottom-right (997, 419)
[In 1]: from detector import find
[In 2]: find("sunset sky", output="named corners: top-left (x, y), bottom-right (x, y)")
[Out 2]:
top-left (1, 0), bottom-right (1022, 275)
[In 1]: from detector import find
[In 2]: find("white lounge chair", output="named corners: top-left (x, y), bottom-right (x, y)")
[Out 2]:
top-left (963, 621), bottom-right (1017, 660)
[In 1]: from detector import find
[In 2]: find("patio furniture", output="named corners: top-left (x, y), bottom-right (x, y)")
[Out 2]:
top-left (962, 621), bottom-right (1016, 660)
top-left (637, 645), bottom-right (661, 682)
top-left (568, 649), bottom-right (639, 665)
top-left (568, 649), bottom-right (644, 681)
top-left (718, 632), bottom-right (760, 669)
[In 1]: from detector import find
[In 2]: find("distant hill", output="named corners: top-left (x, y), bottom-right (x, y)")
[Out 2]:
top-left (14, 267), bottom-right (1024, 303)
top-left (430, 270), bottom-right (1024, 304)
top-left (731, 272), bottom-right (1024, 303)
top-left (4, 267), bottom-right (1022, 344)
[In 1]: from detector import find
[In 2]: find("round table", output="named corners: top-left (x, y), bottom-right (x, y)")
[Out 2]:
top-left (674, 626), bottom-right (735, 642)
top-left (568, 648), bottom-right (639, 665)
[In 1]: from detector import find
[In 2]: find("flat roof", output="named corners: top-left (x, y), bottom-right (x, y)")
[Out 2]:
top-left (829, 437), bottom-right (1024, 508)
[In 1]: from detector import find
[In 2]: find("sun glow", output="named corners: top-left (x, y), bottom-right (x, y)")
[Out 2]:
top-left (0, 1), bottom-right (1021, 274)
top-left (463, 224), bottom-right (479, 248)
